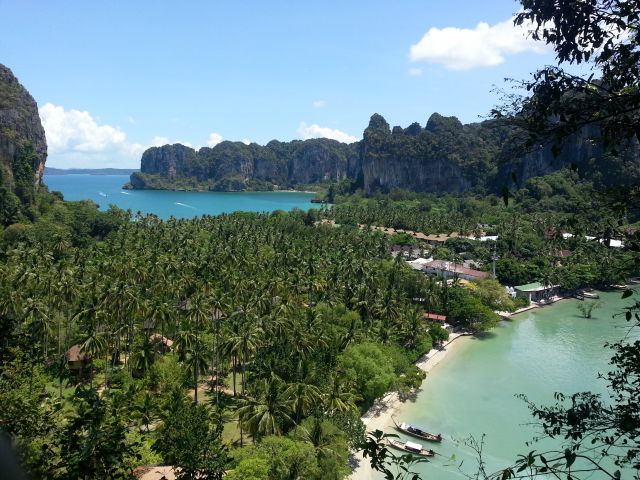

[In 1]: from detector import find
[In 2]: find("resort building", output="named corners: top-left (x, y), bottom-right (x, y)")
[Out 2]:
top-left (149, 334), bottom-right (174, 354)
top-left (561, 233), bottom-right (624, 248)
top-left (65, 344), bottom-right (91, 378)
top-left (423, 259), bottom-right (489, 281)
top-left (407, 257), bottom-right (433, 270)
top-left (423, 312), bottom-right (447, 322)
top-left (514, 282), bottom-right (559, 302)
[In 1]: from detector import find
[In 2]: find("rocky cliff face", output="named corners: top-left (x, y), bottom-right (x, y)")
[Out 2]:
top-left (132, 137), bottom-right (356, 190)
top-left (0, 64), bottom-right (47, 190)
top-left (140, 143), bottom-right (196, 180)
top-left (359, 113), bottom-right (510, 194)
top-left (131, 111), bottom-right (639, 193)
top-left (288, 139), bottom-right (351, 184)
top-left (493, 122), bottom-right (640, 190)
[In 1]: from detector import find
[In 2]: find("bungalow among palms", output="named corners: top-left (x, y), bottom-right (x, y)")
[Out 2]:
top-left (65, 344), bottom-right (91, 378)
top-left (423, 312), bottom-right (446, 323)
top-left (514, 282), bottom-right (559, 302)
top-left (423, 260), bottom-right (489, 281)
top-left (149, 334), bottom-right (173, 354)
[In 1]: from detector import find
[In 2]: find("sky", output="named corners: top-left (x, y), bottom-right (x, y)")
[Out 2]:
top-left (0, 0), bottom-right (559, 168)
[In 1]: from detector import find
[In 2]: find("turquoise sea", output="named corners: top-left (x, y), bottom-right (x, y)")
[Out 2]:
top-left (390, 289), bottom-right (638, 479)
top-left (43, 174), bottom-right (316, 219)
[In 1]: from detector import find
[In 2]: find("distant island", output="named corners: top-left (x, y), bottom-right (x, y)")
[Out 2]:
top-left (45, 167), bottom-right (139, 176)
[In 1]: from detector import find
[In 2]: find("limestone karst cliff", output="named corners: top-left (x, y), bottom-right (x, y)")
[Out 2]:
top-left (0, 64), bottom-right (48, 222)
top-left (130, 112), bottom-right (639, 194)
top-left (130, 138), bottom-right (358, 191)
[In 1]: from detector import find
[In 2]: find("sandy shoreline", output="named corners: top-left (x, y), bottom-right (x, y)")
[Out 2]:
top-left (348, 332), bottom-right (472, 480)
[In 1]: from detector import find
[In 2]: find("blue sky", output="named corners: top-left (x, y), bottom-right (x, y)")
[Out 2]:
top-left (1, 0), bottom-right (558, 168)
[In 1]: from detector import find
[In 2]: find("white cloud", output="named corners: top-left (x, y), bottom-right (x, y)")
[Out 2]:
top-left (408, 67), bottom-right (423, 77)
top-left (298, 122), bottom-right (358, 144)
top-left (40, 102), bottom-right (145, 168)
top-left (312, 99), bottom-right (327, 108)
top-left (151, 136), bottom-right (193, 148)
top-left (409, 17), bottom-right (549, 71)
top-left (151, 136), bottom-right (170, 147)
top-left (206, 132), bottom-right (223, 147)
top-left (40, 102), bottom-right (261, 168)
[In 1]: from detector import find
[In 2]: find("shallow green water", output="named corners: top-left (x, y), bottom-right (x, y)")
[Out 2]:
top-left (44, 174), bottom-right (315, 219)
top-left (391, 289), bottom-right (637, 479)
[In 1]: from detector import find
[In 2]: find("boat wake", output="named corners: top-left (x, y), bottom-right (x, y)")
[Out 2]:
top-left (120, 191), bottom-right (132, 195)
top-left (98, 191), bottom-right (107, 197)
top-left (174, 202), bottom-right (196, 209)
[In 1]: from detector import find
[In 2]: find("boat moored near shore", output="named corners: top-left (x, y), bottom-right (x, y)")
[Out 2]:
top-left (576, 289), bottom-right (600, 299)
top-left (388, 439), bottom-right (436, 457)
top-left (394, 419), bottom-right (443, 442)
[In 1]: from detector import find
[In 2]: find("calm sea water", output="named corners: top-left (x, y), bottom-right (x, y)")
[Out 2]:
top-left (43, 175), bottom-right (316, 219)
top-left (391, 289), bottom-right (638, 479)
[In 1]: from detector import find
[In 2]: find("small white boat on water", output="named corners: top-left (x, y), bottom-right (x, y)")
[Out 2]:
top-left (577, 289), bottom-right (600, 299)
top-left (388, 439), bottom-right (436, 457)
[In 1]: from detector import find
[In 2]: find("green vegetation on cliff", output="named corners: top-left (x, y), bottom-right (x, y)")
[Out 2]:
top-left (131, 138), bottom-right (357, 192)
top-left (131, 109), bottom-right (640, 196)
top-left (0, 64), bottom-right (48, 225)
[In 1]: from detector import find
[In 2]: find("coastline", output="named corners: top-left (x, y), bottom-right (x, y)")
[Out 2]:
top-left (348, 332), bottom-right (472, 480)
top-left (497, 294), bottom-right (568, 319)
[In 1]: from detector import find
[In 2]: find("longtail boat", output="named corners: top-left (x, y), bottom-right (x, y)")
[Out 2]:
top-left (388, 439), bottom-right (435, 457)
top-left (393, 418), bottom-right (443, 442)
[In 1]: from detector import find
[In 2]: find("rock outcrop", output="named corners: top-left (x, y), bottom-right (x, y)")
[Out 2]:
top-left (131, 111), bottom-right (639, 194)
top-left (495, 123), bottom-right (640, 189)
top-left (0, 64), bottom-right (47, 189)
top-left (0, 63), bottom-right (48, 224)
top-left (359, 113), bottom-right (497, 194)
top-left (131, 138), bottom-right (357, 191)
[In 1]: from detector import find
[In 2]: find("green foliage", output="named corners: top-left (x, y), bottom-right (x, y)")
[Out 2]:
top-left (447, 287), bottom-right (501, 332)
top-left (576, 300), bottom-right (602, 319)
top-left (0, 142), bottom-right (43, 226)
top-left (0, 349), bottom-right (55, 476)
top-left (473, 278), bottom-right (516, 312)
top-left (52, 387), bottom-right (140, 480)
top-left (0, 186), bottom-right (21, 225)
top-left (428, 324), bottom-right (450, 344)
top-left (236, 376), bottom-right (294, 440)
top-left (359, 429), bottom-right (427, 480)
top-left (148, 353), bottom-right (189, 394)
top-left (134, 137), bottom-right (357, 192)
top-left (227, 436), bottom-right (319, 480)
top-left (291, 417), bottom-right (350, 480)
top-left (12, 143), bottom-right (37, 208)
top-left (153, 393), bottom-right (228, 480)
top-left (338, 343), bottom-right (397, 407)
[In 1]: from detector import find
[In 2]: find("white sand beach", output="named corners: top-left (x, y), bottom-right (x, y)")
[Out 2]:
top-left (348, 332), bottom-right (471, 480)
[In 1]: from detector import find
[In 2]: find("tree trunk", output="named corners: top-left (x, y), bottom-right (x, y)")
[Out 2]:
top-left (232, 355), bottom-right (237, 397)
top-left (242, 348), bottom-right (247, 395)
top-left (194, 362), bottom-right (198, 404)
top-left (58, 315), bottom-right (63, 399)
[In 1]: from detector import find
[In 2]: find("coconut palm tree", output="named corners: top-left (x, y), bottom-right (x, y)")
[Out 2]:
top-left (132, 391), bottom-right (157, 433)
top-left (284, 381), bottom-right (322, 423)
top-left (324, 375), bottom-right (359, 415)
top-left (236, 376), bottom-right (293, 441)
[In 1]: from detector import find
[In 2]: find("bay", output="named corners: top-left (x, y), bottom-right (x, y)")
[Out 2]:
top-left (43, 174), bottom-right (316, 219)
top-left (391, 289), bottom-right (637, 479)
